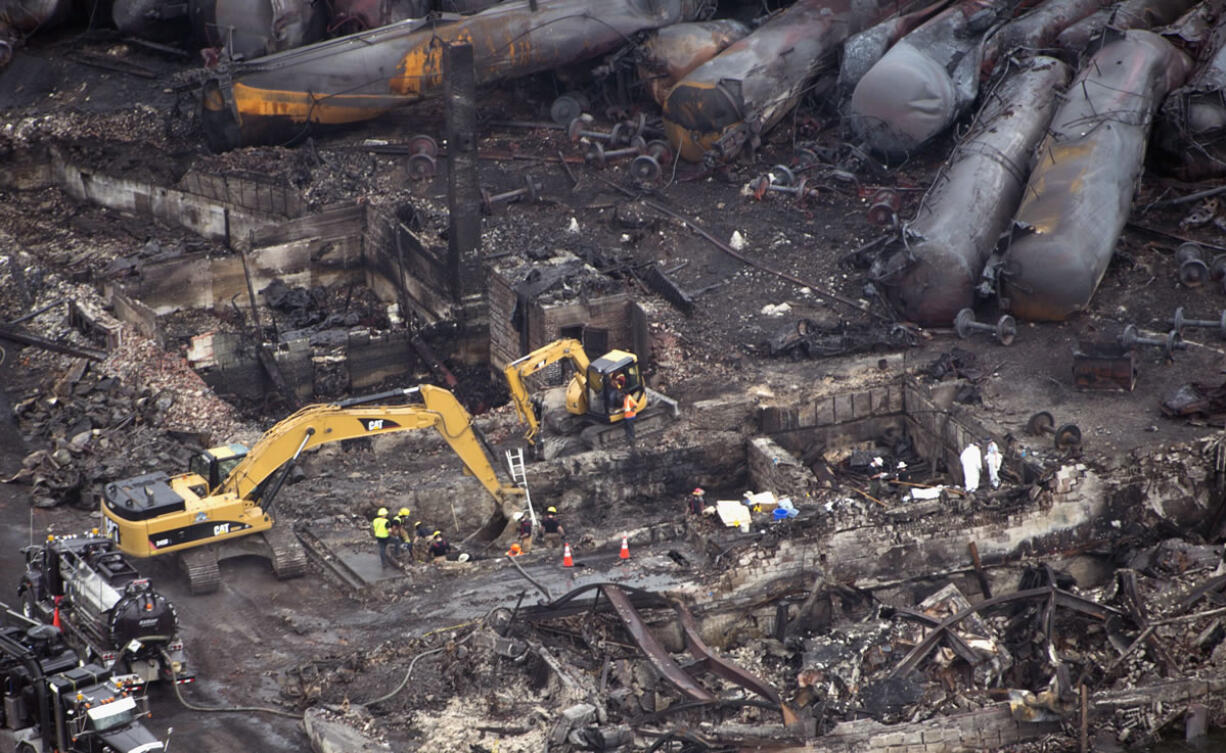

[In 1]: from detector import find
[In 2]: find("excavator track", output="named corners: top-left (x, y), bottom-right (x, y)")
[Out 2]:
top-left (180, 547), bottom-right (221, 595)
top-left (264, 528), bottom-right (308, 580)
top-left (580, 389), bottom-right (681, 450)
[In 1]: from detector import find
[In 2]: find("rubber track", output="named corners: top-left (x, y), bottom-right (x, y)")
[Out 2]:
top-left (181, 548), bottom-right (221, 595)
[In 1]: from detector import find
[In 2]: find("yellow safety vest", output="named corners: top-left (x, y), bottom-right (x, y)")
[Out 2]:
top-left (372, 516), bottom-right (390, 539)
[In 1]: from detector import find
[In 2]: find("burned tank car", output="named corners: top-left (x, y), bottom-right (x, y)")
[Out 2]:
top-left (17, 534), bottom-right (192, 687)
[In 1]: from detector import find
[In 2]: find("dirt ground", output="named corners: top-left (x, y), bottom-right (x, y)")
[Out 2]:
top-left (3, 15), bottom-right (1226, 753)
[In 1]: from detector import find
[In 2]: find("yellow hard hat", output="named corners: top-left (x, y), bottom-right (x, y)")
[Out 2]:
top-left (547, 506), bottom-right (557, 513)
top-left (398, 507), bottom-right (410, 517)
top-left (377, 507), bottom-right (389, 516)
top-left (432, 530), bottom-right (442, 537)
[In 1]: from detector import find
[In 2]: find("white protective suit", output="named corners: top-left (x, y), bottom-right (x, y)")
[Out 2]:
top-left (985, 441), bottom-right (1002, 489)
top-left (960, 442), bottom-right (983, 492)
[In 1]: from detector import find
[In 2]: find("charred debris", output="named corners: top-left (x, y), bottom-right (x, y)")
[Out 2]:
top-left (6, 0), bottom-right (1226, 750)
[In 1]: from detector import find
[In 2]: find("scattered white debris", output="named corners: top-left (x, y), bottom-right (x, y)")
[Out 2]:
top-left (730, 230), bottom-right (746, 250)
top-left (566, 217), bottom-right (581, 234)
top-left (761, 302), bottom-right (791, 316)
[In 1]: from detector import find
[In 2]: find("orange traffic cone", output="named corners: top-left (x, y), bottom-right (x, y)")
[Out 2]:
top-left (619, 534), bottom-right (630, 560)
top-left (562, 542), bottom-right (574, 568)
top-left (52, 596), bottom-right (62, 629)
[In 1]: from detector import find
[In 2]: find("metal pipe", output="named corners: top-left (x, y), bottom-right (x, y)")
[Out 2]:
top-left (999, 29), bottom-right (1191, 321)
top-left (848, 0), bottom-right (1013, 157)
top-left (662, 0), bottom-right (907, 163)
top-left (873, 56), bottom-right (1072, 325)
top-left (201, 0), bottom-right (707, 151)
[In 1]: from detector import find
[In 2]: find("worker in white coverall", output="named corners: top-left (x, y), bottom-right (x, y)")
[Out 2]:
top-left (960, 442), bottom-right (983, 493)
top-left (984, 440), bottom-right (1002, 489)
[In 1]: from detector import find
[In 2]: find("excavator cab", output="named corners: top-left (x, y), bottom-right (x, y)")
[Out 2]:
top-left (187, 443), bottom-right (250, 492)
top-left (585, 350), bottom-right (646, 423)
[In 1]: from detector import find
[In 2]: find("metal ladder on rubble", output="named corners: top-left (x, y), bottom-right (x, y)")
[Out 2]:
top-left (505, 448), bottom-right (537, 531)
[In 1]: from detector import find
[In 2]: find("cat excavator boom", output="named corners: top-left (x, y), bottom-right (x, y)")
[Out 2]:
top-left (101, 385), bottom-right (523, 593)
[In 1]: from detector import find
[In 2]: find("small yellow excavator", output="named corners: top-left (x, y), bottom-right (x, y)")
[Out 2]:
top-left (503, 338), bottom-right (678, 451)
top-left (101, 385), bottom-right (524, 594)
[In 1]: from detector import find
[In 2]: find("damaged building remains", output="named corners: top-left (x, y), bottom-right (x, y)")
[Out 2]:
top-left (6, 0), bottom-right (1226, 750)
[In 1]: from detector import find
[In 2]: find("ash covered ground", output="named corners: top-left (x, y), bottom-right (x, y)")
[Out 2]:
top-left (2, 10), bottom-right (1226, 753)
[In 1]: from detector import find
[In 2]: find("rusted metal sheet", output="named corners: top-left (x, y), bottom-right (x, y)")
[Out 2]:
top-left (662, 0), bottom-right (907, 163)
top-left (1072, 340), bottom-right (1137, 391)
top-left (202, 0), bottom-right (706, 150)
top-left (521, 583), bottom-right (793, 723)
top-left (849, 0), bottom-right (1012, 157)
top-left (981, 0), bottom-right (1112, 68)
top-left (0, 0), bottom-right (73, 66)
top-left (1154, 16), bottom-right (1226, 180)
top-left (191, 0), bottom-right (327, 59)
top-left (999, 30), bottom-right (1191, 321)
top-left (636, 19), bottom-right (749, 107)
top-left (599, 586), bottom-right (717, 703)
top-left (871, 57), bottom-right (1071, 325)
top-left (838, 0), bottom-right (952, 94)
top-left (675, 604), bottom-right (798, 725)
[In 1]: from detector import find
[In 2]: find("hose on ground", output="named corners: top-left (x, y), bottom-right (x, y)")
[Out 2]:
top-left (160, 649), bottom-right (303, 719)
top-left (361, 606), bottom-right (502, 705)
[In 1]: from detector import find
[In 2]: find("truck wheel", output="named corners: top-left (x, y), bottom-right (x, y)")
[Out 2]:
top-left (17, 742), bottom-right (37, 753)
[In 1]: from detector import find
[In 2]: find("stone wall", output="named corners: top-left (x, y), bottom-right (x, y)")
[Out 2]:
top-left (747, 436), bottom-right (821, 500)
top-left (760, 382), bottom-right (906, 460)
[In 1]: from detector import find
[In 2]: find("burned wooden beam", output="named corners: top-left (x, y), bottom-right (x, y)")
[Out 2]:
top-left (888, 585), bottom-right (1123, 677)
top-left (201, 0), bottom-right (705, 150)
top-left (662, 0), bottom-right (905, 163)
top-left (641, 263), bottom-right (695, 316)
top-left (849, 0), bottom-right (1013, 157)
top-left (0, 325), bottom-right (108, 361)
top-left (998, 30), bottom-right (1191, 321)
top-left (871, 57), bottom-right (1071, 325)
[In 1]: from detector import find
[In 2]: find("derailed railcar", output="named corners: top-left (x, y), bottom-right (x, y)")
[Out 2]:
top-left (661, 0), bottom-right (907, 164)
top-left (873, 57), bottom-right (1072, 325)
top-left (1154, 15), bottom-right (1226, 180)
top-left (202, 0), bottom-right (708, 150)
top-left (998, 29), bottom-right (1191, 321)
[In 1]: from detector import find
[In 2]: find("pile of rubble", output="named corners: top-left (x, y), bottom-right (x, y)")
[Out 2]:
top-left (5, 332), bottom-right (255, 508)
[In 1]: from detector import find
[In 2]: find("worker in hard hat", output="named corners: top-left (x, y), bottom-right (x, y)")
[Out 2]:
top-left (392, 506), bottom-right (413, 559)
top-left (413, 521), bottom-right (432, 562)
top-left (514, 511), bottom-right (534, 554)
top-left (541, 506), bottom-right (565, 549)
top-left (506, 542), bottom-right (523, 557)
top-left (371, 506), bottom-right (393, 569)
top-left (428, 531), bottom-right (452, 563)
top-left (688, 487), bottom-right (706, 516)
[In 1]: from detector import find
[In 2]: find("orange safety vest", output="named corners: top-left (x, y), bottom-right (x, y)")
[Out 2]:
top-left (622, 393), bottom-right (637, 419)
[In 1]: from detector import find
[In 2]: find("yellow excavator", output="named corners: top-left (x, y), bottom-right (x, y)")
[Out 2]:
top-left (503, 338), bottom-right (678, 452)
top-left (101, 385), bottom-right (524, 594)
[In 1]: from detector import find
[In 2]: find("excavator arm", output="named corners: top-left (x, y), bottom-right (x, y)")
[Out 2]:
top-left (218, 385), bottom-right (522, 511)
top-left (503, 338), bottom-right (591, 444)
